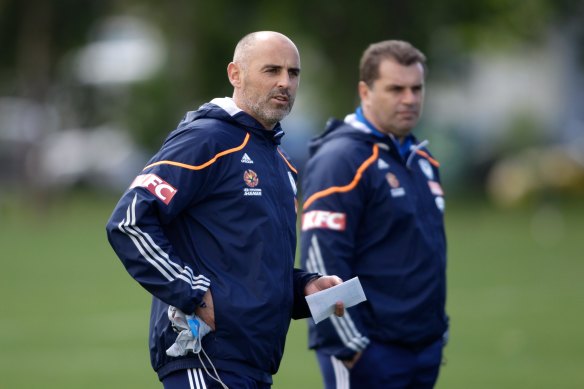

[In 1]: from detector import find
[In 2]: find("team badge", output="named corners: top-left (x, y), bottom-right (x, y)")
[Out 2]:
top-left (385, 173), bottom-right (400, 188)
top-left (419, 159), bottom-right (434, 180)
top-left (243, 170), bottom-right (259, 187)
top-left (386, 173), bottom-right (405, 197)
top-left (243, 169), bottom-right (262, 196)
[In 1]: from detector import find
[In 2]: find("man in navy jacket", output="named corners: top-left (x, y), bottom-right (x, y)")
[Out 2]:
top-left (107, 31), bottom-right (343, 389)
top-left (300, 40), bottom-right (449, 388)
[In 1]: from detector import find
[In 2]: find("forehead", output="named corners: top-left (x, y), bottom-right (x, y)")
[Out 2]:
top-left (246, 38), bottom-right (300, 69)
top-left (376, 59), bottom-right (424, 85)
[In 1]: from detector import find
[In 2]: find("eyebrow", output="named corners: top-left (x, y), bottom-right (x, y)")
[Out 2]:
top-left (262, 64), bottom-right (301, 73)
top-left (387, 82), bottom-right (424, 89)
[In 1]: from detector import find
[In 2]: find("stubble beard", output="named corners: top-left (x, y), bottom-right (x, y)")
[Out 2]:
top-left (242, 88), bottom-right (294, 129)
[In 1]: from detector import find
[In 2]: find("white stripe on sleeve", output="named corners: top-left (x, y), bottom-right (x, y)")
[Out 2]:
top-left (117, 194), bottom-right (210, 292)
top-left (308, 234), bottom-right (370, 352)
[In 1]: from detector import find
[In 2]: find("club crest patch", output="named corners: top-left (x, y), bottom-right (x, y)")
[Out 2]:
top-left (385, 173), bottom-right (400, 188)
top-left (243, 169), bottom-right (262, 196)
top-left (386, 173), bottom-right (405, 197)
top-left (243, 170), bottom-right (259, 187)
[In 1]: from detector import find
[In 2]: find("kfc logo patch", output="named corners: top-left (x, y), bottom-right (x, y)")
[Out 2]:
top-left (130, 174), bottom-right (177, 205)
top-left (302, 211), bottom-right (346, 231)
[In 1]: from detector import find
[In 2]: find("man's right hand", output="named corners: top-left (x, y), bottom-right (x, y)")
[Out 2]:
top-left (342, 352), bottom-right (362, 369)
top-left (195, 289), bottom-right (215, 331)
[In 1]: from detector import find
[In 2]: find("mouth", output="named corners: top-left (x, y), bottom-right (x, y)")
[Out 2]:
top-left (272, 95), bottom-right (289, 103)
top-left (398, 111), bottom-right (418, 119)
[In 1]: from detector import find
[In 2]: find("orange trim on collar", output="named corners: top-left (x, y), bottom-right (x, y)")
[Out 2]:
top-left (415, 150), bottom-right (440, 167)
top-left (277, 148), bottom-right (298, 174)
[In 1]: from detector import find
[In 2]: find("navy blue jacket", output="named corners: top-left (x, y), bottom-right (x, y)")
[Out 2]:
top-left (106, 98), bottom-right (317, 383)
top-left (300, 114), bottom-right (448, 360)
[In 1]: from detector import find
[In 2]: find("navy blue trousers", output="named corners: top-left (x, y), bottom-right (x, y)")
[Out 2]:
top-left (316, 338), bottom-right (444, 389)
top-left (162, 368), bottom-right (271, 389)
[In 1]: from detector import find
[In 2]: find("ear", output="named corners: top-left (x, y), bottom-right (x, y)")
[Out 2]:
top-left (227, 62), bottom-right (241, 88)
top-left (358, 81), bottom-right (370, 102)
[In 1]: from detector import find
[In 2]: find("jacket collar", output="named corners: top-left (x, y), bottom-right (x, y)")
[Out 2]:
top-left (210, 97), bottom-right (285, 145)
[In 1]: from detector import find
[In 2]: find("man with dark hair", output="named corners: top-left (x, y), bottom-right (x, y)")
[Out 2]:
top-left (300, 39), bottom-right (448, 388)
top-left (106, 31), bottom-right (344, 389)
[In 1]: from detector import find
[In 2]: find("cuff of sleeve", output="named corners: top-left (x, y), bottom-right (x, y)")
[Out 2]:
top-left (180, 281), bottom-right (210, 315)
top-left (336, 349), bottom-right (359, 361)
top-left (292, 269), bottom-right (321, 319)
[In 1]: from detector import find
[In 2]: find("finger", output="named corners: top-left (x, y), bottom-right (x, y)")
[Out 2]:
top-left (322, 275), bottom-right (343, 288)
top-left (334, 301), bottom-right (345, 317)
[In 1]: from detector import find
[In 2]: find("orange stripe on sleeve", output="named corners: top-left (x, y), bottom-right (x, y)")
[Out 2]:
top-left (143, 133), bottom-right (250, 171)
top-left (277, 148), bottom-right (298, 174)
top-left (415, 150), bottom-right (440, 167)
top-left (303, 144), bottom-right (379, 210)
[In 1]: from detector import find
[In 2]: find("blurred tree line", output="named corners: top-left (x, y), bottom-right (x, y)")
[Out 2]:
top-left (0, 0), bottom-right (581, 153)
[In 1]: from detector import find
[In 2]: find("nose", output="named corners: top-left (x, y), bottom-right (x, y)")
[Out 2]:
top-left (402, 88), bottom-right (418, 105)
top-left (277, 73), bottom-right (291, 89)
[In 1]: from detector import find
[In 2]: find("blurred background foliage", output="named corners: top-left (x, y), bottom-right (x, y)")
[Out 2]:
top-left (1, 0), bottom-right (583, 205)
top-left (1, 1), bottom-right (584, 388)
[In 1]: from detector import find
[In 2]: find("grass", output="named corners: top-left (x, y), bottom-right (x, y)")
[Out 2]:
top-left (1, 191), bottom-right (583, 388)
top-left (436, 198), bottom-right (584, 389)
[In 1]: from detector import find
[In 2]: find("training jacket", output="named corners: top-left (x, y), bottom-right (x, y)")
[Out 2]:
top-left (106, 97), bottom-right (317, 383)
top-left (300, 113), bottom-right (448, 361)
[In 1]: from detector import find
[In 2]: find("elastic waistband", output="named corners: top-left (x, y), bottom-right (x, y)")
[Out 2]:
top-left (156, 357), bottom-right (273, 384)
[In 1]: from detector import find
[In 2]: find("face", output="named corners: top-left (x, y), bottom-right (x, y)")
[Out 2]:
top-left (360, 59), bottom-right (425, 140)
top-left (229, 35), bottom-right (300, 130)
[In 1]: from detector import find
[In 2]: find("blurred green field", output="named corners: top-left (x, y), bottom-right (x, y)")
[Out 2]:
top-left (1, 192), bottom-right (583, 388)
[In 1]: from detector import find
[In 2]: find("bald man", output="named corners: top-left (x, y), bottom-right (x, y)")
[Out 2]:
top-left (106, 31), bottom-right (344, 389)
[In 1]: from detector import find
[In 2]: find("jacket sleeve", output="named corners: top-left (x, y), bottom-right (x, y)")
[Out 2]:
top-left (300, 145), bottom-right (372, 360)
top-left (105, 131), bottom-right (214, 315)
top-left (291, 268), bottom-right (321, 319)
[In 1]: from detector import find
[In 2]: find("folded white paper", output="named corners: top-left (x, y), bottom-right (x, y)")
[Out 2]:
top-left (305, 277), bottom-right (367, 324)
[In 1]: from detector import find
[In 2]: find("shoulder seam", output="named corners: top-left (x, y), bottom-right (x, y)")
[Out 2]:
top-left (415, 150), bottom-right (440, 167)
top-left (302, 144), bottom-right (379, 210)
top-left (143, 132), bottom-right (250, 171)
top-left (277, 148), bottom-right (298, 174)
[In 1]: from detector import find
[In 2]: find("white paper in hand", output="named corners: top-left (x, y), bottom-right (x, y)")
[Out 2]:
top-left (305, 277), bottom-right (367, 324)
